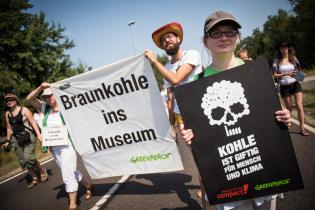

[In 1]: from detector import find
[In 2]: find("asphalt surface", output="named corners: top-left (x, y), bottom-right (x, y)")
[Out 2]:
top-left (1, 76), bottom-right (314, 210)
top-left (0, 123), bottom-right (314, 210)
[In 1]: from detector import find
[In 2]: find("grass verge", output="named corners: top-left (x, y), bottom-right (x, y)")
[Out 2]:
top-left (0, 139), bottom-right (51, 177)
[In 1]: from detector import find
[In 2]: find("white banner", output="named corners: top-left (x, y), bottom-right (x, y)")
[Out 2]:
top-left (50, 54), bottom-right (183, 179)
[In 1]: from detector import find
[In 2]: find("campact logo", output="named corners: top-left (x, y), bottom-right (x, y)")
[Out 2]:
top-left (130, 153), bottom-right (171, 164)
top-left (217, 184), bottom-right (249, 199)
top-left (255, 178), bottom-right (290, 191)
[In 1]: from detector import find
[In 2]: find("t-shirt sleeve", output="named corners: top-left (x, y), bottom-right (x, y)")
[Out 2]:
top-left (180, 50), bottom-right (201, 68)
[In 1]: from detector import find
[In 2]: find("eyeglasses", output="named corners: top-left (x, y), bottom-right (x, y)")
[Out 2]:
top-left (161, 33), bottom-right (177, 43)
top-left (206, 30), bottom-right (238, 39)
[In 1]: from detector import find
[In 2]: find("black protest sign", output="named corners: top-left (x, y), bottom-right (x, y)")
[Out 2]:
top-left (174, 58), bottom-right (303, 205)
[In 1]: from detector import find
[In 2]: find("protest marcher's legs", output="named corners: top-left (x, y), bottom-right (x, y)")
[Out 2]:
top-left (68, 191), bottom-right (78, 210)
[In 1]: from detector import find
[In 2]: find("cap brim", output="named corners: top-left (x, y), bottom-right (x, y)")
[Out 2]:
top-left (41, 89), bottom-right (53, 96)
top-left (206, 18), bottom-right (241, 33)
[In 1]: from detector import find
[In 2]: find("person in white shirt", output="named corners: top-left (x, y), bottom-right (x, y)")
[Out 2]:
top-left (145, 22), bottom-right (202, 141)
top-left (27, 83), bottom-right (93, 210)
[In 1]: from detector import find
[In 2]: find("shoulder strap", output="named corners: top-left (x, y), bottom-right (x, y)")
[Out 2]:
top-left (42, 105), bottom-right (51, 127)
top-left (42, 107), bottom-right (73, 146)
top-left (20, 107), bottom-right (33, 132)
top-left (59, 113), bottom-right (74, 147)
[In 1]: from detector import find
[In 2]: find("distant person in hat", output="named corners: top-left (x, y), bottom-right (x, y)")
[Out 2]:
top-left (145, 22), bottom-right (202, 142)
top-left (3, 93), bottom-right (48, 189)
top-left (27, 83), bottom-right (93, 210)
top-left (179, 11), bottom-right (291, 210)
top-left (273, 41), bottom-right (309, 136)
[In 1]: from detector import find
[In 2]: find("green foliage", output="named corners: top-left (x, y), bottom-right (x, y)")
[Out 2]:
top-left (239, 10), bottom-right (295, 62)
top-left (288, 0), bottom-right (315, 67)
top-left (239, 0), bottom-right (315, 68)
top-left (151, 53), bottom-right (169, 88)
top-left (0, 0), bottom-right (86, 135)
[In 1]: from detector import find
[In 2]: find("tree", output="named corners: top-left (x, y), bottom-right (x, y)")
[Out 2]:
top-left (239, 10), bottom-right (295, 62)
top-left (239, 0), bottom-right (315, 68)
top-left (288, 0), bottom-right (315, 67)
top-left (0, 0), bottom-right (85, 134)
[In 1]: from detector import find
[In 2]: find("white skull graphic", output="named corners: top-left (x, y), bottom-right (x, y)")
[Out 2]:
top-left (201, 80), bottom-right (250, 126)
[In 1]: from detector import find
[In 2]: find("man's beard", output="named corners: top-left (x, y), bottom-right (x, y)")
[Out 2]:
top-left (165, 43), bottom-right (180, 56)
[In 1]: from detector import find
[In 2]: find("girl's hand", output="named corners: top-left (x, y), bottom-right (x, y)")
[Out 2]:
top-left (275, 108), bottom-right (291, 128)
top-left (179, 124), bottom-right (194, 145)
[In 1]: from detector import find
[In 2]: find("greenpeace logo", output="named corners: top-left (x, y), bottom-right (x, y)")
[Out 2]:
top-left (255, 179), bottom-right (290, 191)
top-left (130, 153), bottom-right (171, 164)
top-left (217, 184), bottom-right (249, 199)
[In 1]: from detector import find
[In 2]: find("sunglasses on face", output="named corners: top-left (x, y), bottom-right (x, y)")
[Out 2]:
top-left (5, 98), bottom-right (16, 103)
top-left (206, 29), bottom-right (238, 39)
top-left (43, 94), bottom-right (53, 100)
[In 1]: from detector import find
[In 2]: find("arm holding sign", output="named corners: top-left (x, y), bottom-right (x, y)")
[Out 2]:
top-left (26, 82), bottom-right (50, 111)
top-left (145, 50), bottom-right (196, 85)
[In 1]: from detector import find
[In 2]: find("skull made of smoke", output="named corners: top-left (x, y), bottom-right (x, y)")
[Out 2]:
top-left (201, 80), bottom-right (250, 126)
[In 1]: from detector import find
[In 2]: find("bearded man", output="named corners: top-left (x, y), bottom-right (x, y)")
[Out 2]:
top-left (145, 22), bottom-right (202, 141)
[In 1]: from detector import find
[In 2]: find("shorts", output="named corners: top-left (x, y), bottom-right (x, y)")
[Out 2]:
top-left (14, 133), bottom-right (37, 170)
top-left (280, 81), bottom-right (302, 97)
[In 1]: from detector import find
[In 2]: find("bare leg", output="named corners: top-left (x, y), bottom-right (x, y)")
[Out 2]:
top-left (27, 167), bottom-right (38, 189)
top-left (68, 191), bottom-right (77, 210)
top-left (282, 96), bottom-right (292, 113)
top-left (294, 92), bottom-right (309, 136)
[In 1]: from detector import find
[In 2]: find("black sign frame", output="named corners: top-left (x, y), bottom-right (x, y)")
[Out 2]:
top-left (174, 58), bottom-right (304, 205)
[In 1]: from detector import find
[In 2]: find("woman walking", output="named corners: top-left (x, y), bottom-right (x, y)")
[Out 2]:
top-left (27, 83), bottom-right (92, 210)
top-left (2, 93), bottom-right (48, 189)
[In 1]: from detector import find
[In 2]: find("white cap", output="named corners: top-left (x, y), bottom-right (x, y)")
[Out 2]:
top-left (41, 88), bottom-right (53, 96)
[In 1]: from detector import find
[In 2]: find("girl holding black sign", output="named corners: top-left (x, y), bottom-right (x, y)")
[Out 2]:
top-left (180, 11), bottom-right (291, 210)
top-left (2, 93), bottom-right (48, 189)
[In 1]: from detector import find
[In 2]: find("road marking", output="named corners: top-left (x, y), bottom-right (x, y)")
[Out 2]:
top-left (291, 118), bottom-right (315, 134)
top-left (90, 175), bottom-right (130, 210)
top-left (0, 158), bottom-right (54, 185)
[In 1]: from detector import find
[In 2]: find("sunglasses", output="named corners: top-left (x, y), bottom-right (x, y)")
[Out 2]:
top-left (206, 29), bottom-right (238, 39)
top-left (5, 98), bottom-right (16, 103)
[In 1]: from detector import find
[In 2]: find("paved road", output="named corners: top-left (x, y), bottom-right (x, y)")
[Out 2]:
top-left (0, 123), bottom-right (314, 210)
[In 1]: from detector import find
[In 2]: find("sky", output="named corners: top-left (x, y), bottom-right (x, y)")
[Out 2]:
top-left (28, 0), bottom-right (292, 69)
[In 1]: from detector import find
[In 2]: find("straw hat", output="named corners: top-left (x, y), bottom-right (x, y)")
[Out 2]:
top-left (152, 22), bottom-right (183, 49)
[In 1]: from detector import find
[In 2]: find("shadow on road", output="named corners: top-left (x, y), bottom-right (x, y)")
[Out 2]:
top-left (100, 173), bottom-right (201, 210)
